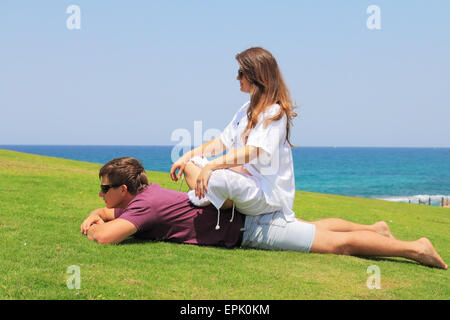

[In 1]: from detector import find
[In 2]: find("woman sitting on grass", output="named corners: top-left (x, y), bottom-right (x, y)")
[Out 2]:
top-left (81, 157), bottom-right (448, 270)
top-left (170, 47), bottom-right (298, 230)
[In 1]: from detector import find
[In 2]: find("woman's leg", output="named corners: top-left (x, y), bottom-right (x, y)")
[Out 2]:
top-left (298, 217), bottom-right (394, 238)
top-left (183, 161), bottom-right (201, 190)
top-left (183, 161), bottom-right (234, 209)
top-left (310, 228), bottom-right (447, 269)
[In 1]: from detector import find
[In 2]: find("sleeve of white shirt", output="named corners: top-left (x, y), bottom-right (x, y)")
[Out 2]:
top-left (220, 101), bottom-right (249, 150)
top-left (219, 117), bottom-right (236, 150)
top-left (246, 105), bottom-right (287, 157)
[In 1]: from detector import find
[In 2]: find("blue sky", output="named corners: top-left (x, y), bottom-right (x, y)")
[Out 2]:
top-left (1, 0), bottom-right (449, 147)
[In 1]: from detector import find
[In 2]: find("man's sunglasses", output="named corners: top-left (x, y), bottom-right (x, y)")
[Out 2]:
top-left (100, 184), bottom-right (122, 194)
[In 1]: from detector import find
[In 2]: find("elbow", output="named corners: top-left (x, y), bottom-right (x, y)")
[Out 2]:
top-left (95, 233), bottom-right (120, 244)
top-left (95, 235), bottom-right (113, 244)
top-left (245, 145), bottom-right (260, 161)
top-left (246, 145), bottom-right (259, 154)
top-left (88, 229), bottom-right (115, 245)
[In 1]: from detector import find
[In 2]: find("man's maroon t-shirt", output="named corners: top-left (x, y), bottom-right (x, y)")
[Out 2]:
top-left (114, 184), bottom-right (245, 248)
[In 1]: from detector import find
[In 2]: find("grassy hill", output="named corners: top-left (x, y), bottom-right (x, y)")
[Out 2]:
top-left (0, 149), bottom-right (448, 300)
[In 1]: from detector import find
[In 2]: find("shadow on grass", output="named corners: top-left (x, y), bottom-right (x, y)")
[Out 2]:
top-left (354, 255), bottom-right (420, 267)
top-left (119, 237), bottom-right (150, 245)
top-left (117, 238), bottom-right (432, 269)
top-left (118, 237), bottom-right (233, 252)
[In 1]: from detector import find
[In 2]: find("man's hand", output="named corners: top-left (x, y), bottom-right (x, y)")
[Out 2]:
top-left (81, 209), bottom-right (106, 235)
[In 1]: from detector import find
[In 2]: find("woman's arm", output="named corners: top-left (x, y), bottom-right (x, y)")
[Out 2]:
top-left (185, 136), bottom-right (227, 160)
top-left (207, 145), bottom-right (259, 170)
top-left (170, 136), bottom-right (227, 181)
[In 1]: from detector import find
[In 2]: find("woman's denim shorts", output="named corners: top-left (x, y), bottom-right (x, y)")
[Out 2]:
top-left (241, 211), bottom-right (316, 253)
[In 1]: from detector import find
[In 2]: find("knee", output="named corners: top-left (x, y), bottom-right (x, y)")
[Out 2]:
top-left (335, 236), bottom-right (353, 255)
top-left (184, 162), bottom-right (199, 189)
top-left (208, 170), bottom-right (226, 190)
top-left (184, 161), bottom-right (199, 176)
top-left (329, 235), bottom-right (353, 255)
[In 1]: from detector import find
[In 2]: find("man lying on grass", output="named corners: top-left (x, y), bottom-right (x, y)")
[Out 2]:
top-left (80, 157), bottom-right (447, 270)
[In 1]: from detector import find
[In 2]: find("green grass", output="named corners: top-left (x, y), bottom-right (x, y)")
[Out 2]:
top-left (0, 148), bottom-right (449, 300)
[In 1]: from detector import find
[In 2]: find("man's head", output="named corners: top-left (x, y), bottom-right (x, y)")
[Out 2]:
top-left (98, 157), bottom-right (149, 208)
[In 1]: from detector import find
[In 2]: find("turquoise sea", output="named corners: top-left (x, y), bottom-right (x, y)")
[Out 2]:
top-left (1, 145), bottom-right (449, 206)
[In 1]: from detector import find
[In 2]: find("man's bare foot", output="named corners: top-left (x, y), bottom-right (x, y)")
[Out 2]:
top-left (373, 221), bottom-right (395, 239)
top-left (415, 238), bottom-right (448, 270)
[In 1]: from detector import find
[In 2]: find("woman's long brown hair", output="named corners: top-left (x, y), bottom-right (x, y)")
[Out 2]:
top-left (236, 47), bottom-right (297, 147)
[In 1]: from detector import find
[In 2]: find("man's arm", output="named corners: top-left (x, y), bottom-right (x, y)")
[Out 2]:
top-left (80, 207), bottom-right (116, 235)
top-left (98, 207), bottom-right (116, 221)
top-left (87, 218), bottom-right (137, 244)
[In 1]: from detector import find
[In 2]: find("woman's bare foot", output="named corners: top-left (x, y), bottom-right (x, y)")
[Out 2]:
top-left (415, 238), bottom-right (448, 270)
top-left (373, 221), bottom-right (395, 239)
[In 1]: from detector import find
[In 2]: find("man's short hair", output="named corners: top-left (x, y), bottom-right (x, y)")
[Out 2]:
top-left (99, 157), bottom-right (149, 195)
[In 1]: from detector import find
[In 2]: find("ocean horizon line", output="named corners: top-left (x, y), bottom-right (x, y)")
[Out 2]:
top-left (1, 144), bottom-right (449, 149)
top-left (1, 145), bottom-right (449, 205)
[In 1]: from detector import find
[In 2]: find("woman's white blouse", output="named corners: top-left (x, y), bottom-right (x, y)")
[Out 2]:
top-left (220, 101), bottom-right (296, 222)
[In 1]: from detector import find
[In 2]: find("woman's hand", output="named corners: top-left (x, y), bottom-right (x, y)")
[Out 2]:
top-left (195, 165), bottom-right (214, 199)
top-left (170, 157), bottom-right (189, 182)
top-left (81, 210), bottom-right (105, 235)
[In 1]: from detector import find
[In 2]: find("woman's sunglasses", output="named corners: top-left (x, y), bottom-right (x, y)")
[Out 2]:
top-left (100, 184), bottom-right (122, 194)
top-left (238, 69), bottom-right (244, 79)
